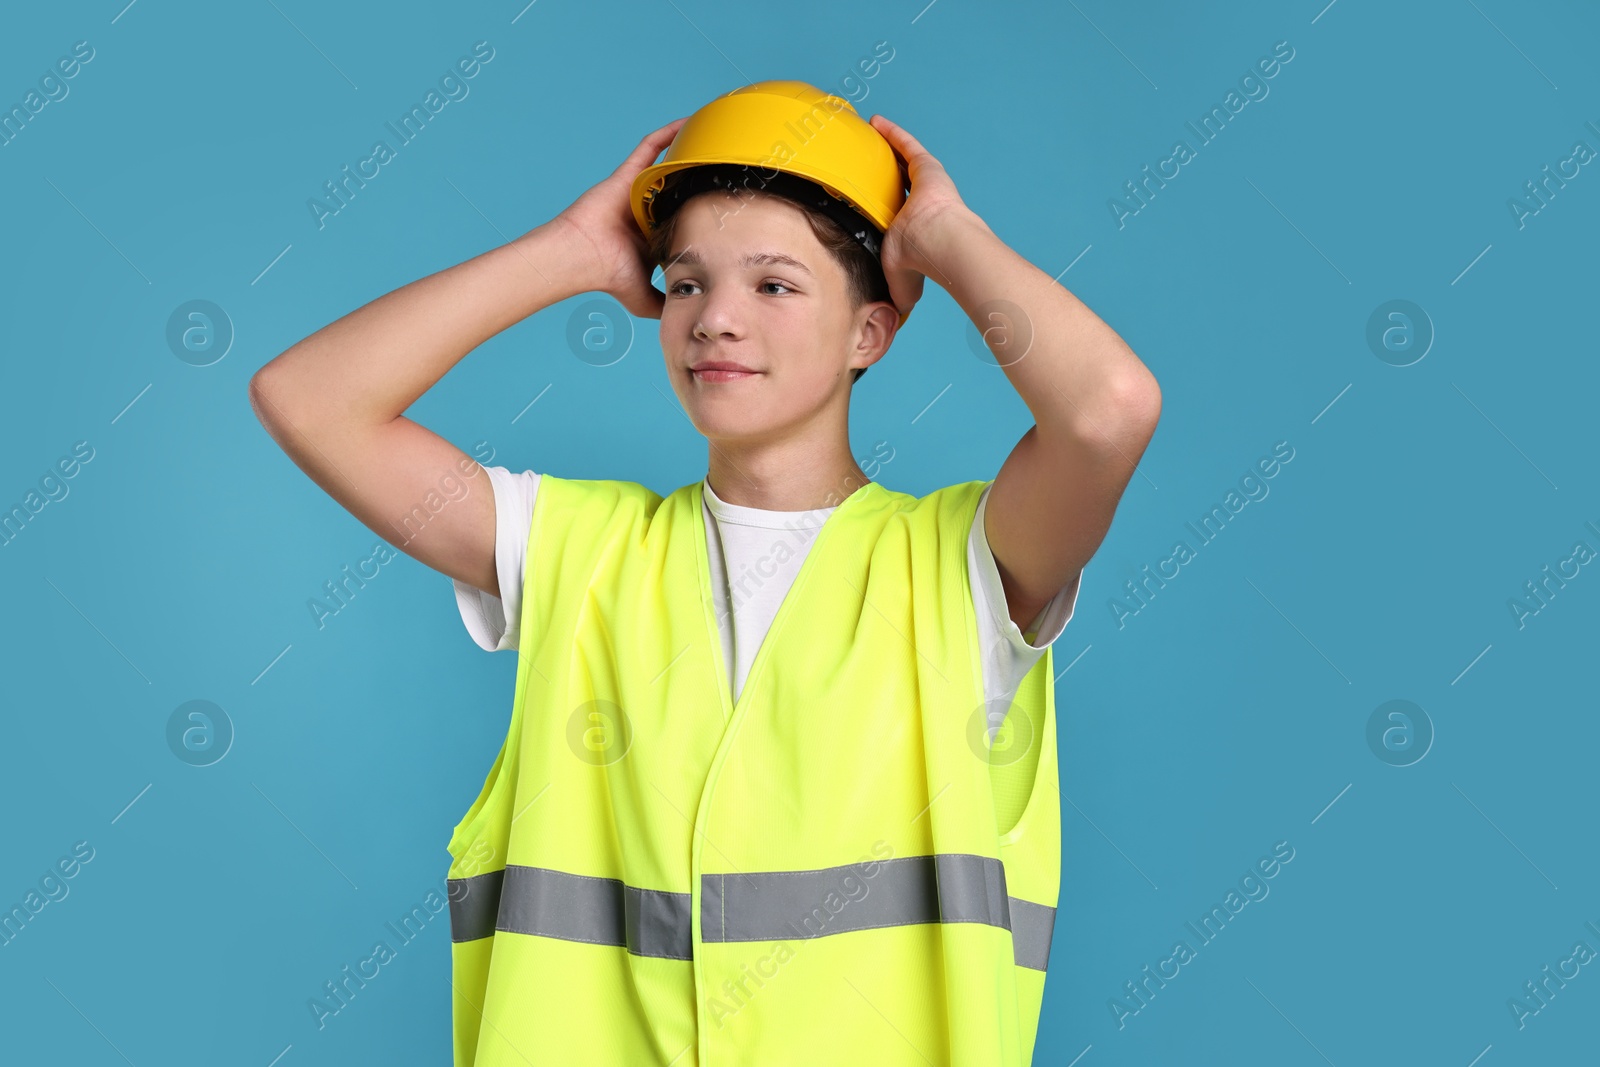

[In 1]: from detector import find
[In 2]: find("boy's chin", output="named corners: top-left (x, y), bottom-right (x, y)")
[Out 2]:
top-left (686, 408), bottom-right (776, 442)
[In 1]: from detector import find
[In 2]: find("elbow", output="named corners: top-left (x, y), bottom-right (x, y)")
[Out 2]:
top-left (248, 363), bottom-right (288, 432)
top-left (1086, 367), bottom-right (1160, 444)
top-left (1108, 364), bottom-right (1161, 434)
top-left (1067, 369), bottom-right (1159, 461)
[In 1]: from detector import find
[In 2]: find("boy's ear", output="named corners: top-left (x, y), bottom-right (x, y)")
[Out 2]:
top-left (855, 301), bottom-right (900, 364)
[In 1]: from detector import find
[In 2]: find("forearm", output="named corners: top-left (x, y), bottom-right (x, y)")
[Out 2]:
top-left (252, 217), bottom-right (597, 428)
top-left (920, 207), bottom-right (1159, 441)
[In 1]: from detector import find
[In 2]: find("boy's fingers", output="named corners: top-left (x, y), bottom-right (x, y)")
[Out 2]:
top-left (624, 117), bottom-right (689, 170)
top-left (616, 135), bottom-right (676, 182)
top-left (874, 114), bottom-right (928, 158)
top-left (871, 117), bottom-right (919, 178)
top-left (871, 115), bottom-right (904, 148)
top-left (646, 117), bottom-right (688, 151)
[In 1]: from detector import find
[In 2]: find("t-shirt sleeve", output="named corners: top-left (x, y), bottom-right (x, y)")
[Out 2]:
top-left (971, 482), bottom-right (1081, 645)
top-left (969, 482), bottom-right (1082, 729)
top-left (451, 464), bottom-right (541, 652)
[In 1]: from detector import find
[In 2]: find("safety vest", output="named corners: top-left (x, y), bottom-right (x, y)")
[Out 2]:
top-left (445, 474), bottom-right (1061, 1065)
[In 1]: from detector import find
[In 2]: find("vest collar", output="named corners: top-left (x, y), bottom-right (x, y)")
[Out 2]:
top-left (686, 478), bottom-right (883, 721)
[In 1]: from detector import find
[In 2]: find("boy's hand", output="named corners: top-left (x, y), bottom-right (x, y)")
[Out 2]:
top-left (552, 116), bottom-right (689, 319)
top-left (868, 114), bottom-right (974, 319)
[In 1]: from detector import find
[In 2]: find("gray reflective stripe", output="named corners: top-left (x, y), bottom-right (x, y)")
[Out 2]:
top-left (489, 866), bottom-right (694, 960)
top-left (625, 882), bottom-right (694, 960)
top-left (448, 855), bottom-right (1055, 971)
top-left (449, 868), bottom-right (504, 943)
top-left (702, 854), bottom-right (1008, 941)
top-left (1008, 896), bottom-right (1057, 971)
top-left (450, 866), bottom-right (692, 959)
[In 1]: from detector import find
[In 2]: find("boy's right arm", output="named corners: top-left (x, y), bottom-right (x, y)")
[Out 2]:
top-left (248, 117), bottom-right (687, 600)
top-left (247, 219), bottom-right (596, 601)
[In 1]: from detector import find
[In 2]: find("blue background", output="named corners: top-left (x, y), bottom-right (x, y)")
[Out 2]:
top-left (2, 0), bottom-right (1596, 1064)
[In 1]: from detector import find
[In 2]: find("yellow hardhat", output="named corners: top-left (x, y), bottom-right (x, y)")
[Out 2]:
top-left (631, 79), bottom-right (911, 327)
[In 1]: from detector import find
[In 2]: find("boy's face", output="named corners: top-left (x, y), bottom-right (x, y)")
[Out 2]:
top-left (659, 191), bottom-right (894, 443)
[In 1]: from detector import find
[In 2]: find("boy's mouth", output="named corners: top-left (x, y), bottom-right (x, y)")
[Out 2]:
top-left (690, 361), bottom-right (760, 383)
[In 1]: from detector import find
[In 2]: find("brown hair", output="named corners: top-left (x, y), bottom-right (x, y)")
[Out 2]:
top-left (645, 181), bottom-right (892, 384)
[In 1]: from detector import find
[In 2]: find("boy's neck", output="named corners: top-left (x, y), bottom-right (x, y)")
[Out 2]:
top-left (704, 455), bottom-right (871, 513)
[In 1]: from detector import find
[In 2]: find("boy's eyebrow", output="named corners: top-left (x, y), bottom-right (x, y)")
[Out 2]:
top-left (667, 247), bottom-right (814, 278)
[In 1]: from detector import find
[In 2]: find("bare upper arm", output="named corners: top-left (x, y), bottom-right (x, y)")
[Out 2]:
top-left (248, 372), bottom-right (500, 599)
top-left (985, 379), bottom-right (1161, 633)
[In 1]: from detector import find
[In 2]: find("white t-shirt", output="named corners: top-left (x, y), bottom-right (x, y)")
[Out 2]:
top-left (452, 467), bottom-right (1081, 721)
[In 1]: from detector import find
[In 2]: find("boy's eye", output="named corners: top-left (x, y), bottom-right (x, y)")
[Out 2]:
top-left (668, 280), bottom-right (793, 296)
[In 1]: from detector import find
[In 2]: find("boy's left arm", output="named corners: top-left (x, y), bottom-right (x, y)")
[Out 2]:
top-left (922, 206), bottom-right (1162, 633)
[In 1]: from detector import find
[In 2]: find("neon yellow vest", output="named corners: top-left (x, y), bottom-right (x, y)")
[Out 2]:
top-left (445, 474), bottom-right (1061, 1065)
